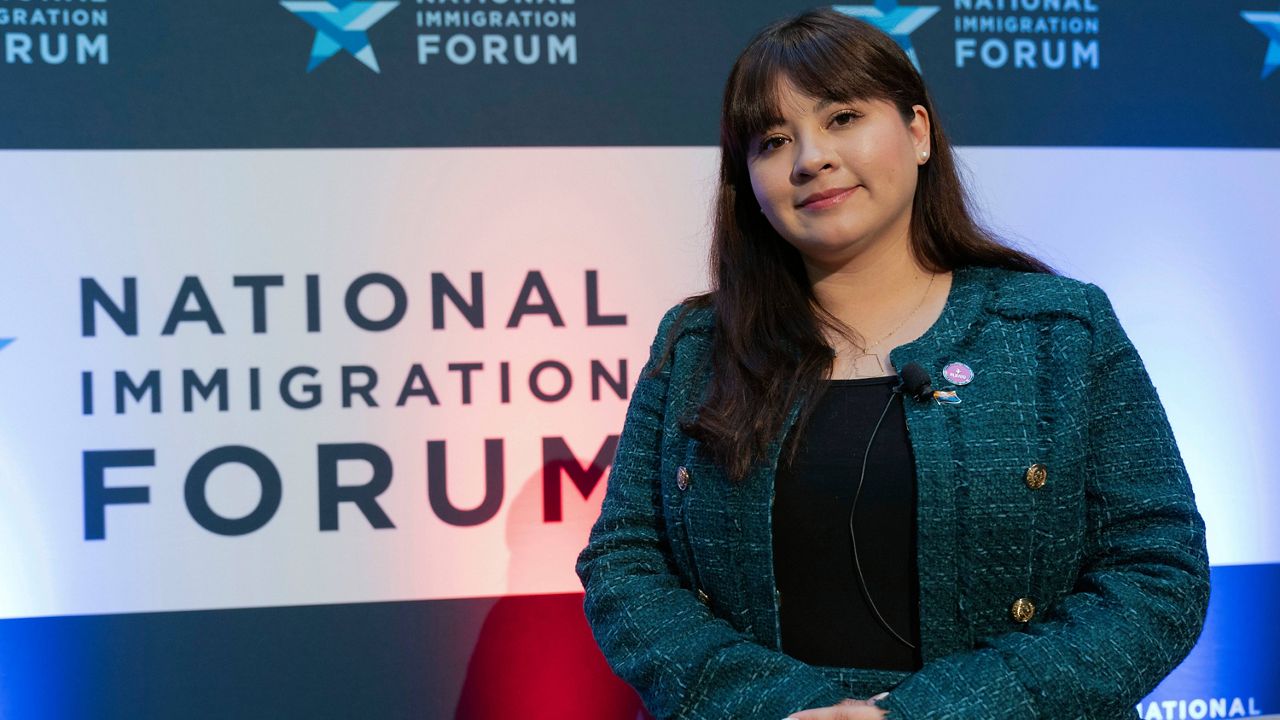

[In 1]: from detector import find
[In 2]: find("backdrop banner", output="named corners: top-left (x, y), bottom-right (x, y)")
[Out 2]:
top-left (1, 1), bottom-right (1278, 717)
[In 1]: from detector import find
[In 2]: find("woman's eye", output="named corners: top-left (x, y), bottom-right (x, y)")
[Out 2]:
top-left (758, 135), bottom-right (786, 153)
top-left (831, 111), bottom-right (860, 126)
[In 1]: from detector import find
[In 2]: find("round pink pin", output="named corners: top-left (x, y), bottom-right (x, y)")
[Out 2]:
top-left (942, 362), bottom-right (974, 386)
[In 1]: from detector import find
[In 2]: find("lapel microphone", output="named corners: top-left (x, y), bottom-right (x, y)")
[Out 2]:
top-left (895, 362), bottom-right (933, 402)
top-left (849, 361), bottom-right (923, 650)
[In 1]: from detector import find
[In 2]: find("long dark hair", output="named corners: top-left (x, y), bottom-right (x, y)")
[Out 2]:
top-left (679, 8), bottom-right (1052, 482)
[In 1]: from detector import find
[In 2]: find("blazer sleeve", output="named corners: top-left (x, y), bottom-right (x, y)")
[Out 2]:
top-left (876, 283), bottom-right (1211, 719)
top-left (575, 305), bottom-right (852, 720)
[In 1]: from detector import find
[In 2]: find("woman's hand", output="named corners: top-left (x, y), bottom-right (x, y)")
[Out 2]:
top-left (784, 697), bottom-right (887, 719)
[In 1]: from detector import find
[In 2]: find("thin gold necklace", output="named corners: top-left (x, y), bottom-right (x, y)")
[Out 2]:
top-left (836, 272), bottom-right (936, 377)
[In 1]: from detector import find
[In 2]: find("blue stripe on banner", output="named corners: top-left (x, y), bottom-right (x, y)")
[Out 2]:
top-left (0, 565), bottom-right (1275, 718)
top-left (1138, 563), bottom-right (1280, 719)
top-left (0, 1), bottom-right (1277, 149)
top-left (0, 593), bottom-right (649, 719)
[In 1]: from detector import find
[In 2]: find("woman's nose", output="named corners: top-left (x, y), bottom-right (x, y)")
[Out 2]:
top-left (791, 135), bottom-right (837, 181)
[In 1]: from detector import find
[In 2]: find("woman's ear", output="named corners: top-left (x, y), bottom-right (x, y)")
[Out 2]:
top-left (909, 105), bottom-right (931, 162)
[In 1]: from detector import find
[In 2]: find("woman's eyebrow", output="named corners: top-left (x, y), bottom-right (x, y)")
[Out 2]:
top-left (755, 111), bottom-right (786, 133)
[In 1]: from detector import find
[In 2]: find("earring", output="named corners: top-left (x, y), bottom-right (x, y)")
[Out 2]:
top-left (920, 150), bottom-right (929, 160)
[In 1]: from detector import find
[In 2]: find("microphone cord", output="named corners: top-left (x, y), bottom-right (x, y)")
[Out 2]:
top-left (848, 384), bottom-right (917, 650)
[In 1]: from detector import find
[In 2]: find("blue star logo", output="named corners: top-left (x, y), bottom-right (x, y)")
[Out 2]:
top-left (833, 1), bottom-right (940, 72)
top-left (281, 0), bottom-right (399, 73)
top-left (1242, 6), bottom-right (1280, 79)
top-left (0, 339), bottom-right (13, 352)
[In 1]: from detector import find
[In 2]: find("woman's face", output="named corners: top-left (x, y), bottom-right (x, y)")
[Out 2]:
top-left (746, 79), bottom-right (930, 267)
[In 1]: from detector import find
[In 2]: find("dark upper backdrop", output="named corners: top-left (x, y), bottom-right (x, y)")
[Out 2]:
top-left (1, 0), bottom-right (1278, 149)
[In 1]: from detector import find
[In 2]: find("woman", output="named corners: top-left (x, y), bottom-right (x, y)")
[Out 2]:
top-left (576, 9), bottom-right (1209, 719)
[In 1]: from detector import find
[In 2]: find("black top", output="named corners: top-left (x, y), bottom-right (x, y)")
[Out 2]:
top-left (772, 376), bottom-right (923, 671)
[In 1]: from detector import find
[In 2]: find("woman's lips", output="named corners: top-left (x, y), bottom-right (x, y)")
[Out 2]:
top-left (798, 186), bottom-right (858, 210)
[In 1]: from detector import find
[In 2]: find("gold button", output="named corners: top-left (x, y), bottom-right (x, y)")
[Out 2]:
top-left (676, 466), bottom-right (691, 491)
top-left (1024, 463), bottom-right (1047, 490)
top-left (696, 589), bottom-right (710, 606)
top-left (1011, 597), bottom-right (1036, 623)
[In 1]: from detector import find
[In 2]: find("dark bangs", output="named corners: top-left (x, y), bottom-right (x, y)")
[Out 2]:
top-left (720, 12), bottom-right (922, 171)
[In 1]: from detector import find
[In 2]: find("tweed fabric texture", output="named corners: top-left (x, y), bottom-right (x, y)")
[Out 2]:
top-left (575, 265), bottom-right (1210, 719)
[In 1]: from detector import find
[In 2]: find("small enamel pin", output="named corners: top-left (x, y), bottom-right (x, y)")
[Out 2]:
top-left (933, 389), bottom-right (961, 405)
top-left (942, 361), bottom-right (974, 386)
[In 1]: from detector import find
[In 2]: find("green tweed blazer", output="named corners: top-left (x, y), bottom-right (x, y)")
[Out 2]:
top-left (576, 265), bottom-right (1210, 719)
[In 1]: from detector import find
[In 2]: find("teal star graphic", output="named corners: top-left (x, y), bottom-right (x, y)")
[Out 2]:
top-left (834, 1), bottom-right (940, 72)
top-left (1242, 7), bottom-right (1280, 79)
top-left (281, 0), bottom-right (399, 73)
